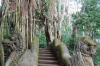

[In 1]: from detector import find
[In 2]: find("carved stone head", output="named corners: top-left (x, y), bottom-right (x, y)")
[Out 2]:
top-left (77, 37), bottom-right (96, 57)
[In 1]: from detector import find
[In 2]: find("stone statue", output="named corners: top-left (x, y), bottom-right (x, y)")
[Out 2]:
top-left (2, 31), bottom-right (24, 66)
top-left (71, 37), bottom-right (96, 66)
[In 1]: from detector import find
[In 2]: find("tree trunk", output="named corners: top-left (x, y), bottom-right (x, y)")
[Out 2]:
top-left (71, 25), bottom-right (77, 50)
top-left (83, 25), bottom-right (85, 37)
top-left (28, 0), bottom-right (37, 49)
top-left (0, 29), bottom-right (4, 66)
top-left (72, 25), bottom-right (77, 39)
top-left (89, 22), bottom-right (94, 39)
top-left (45, 20), bottom-right (51, 47)
top-left (28, 1), bottom-right (33, 48)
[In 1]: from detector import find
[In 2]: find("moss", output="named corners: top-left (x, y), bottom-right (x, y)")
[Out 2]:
top-left (53, 38), bottom-right (60, 47)
top-left (30, 36), bottom-right (39, 62)
top-left (30, 36), bottom-right (39, 51)
top-left (50, 38), bottom-right (60, 53)
top-left (57, 44), bottom-right (70, 56)
top-left (80, 37), bottom-right (96, 46)
top-left (51, 38), bottom-right (60, 49)
top-left (57, 44), bottom-right (71, 66)
top-left (50, 39), bottom-right (71, 66)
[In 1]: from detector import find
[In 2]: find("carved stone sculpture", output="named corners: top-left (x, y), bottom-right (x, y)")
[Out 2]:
top-left (2, 31), bottom-right (23, 52)
top-left (71, 37), bottom-right (96, 66)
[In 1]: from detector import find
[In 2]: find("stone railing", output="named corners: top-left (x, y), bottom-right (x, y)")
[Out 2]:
top-left (30, 36), bottom-right (39, 66)
top-left (50, 38), bottom-right (71, 66)
top-left (18, 36), bottom-right (39, 66)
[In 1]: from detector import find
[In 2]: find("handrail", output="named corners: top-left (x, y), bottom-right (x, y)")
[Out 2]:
top-left (56, 44), bottom-right (71, 66)
top-left (50, 38), bottom-right (71, 66)
top-left (30, 36), bottom-right (39, 65)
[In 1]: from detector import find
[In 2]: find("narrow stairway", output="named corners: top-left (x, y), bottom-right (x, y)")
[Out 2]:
top-left (38, 48), bottom-right (60, 66)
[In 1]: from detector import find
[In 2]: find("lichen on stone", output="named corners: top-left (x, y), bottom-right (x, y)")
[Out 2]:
top-left (80, 37), bottom-right (96, 46)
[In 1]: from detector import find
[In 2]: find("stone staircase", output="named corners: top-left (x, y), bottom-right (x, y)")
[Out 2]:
top-left (38, 48), bottom-right (60, 66)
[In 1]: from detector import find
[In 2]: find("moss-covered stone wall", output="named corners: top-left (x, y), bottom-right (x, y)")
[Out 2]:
top-left (50, 38), bottom-right (71, 66)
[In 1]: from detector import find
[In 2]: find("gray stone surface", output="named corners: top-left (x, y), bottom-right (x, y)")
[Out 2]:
top-left (18, 49), bottom-right (37, 66)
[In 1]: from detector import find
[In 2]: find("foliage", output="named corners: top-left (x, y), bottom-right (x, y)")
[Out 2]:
top-left (72, 0), bottom-right (100, 36)
top-left (36, 32), bottom-right (47, 48)
top-left (94, 44), bottom-right (100, 66)
top-left (61, 26), bottom-right (75, 54)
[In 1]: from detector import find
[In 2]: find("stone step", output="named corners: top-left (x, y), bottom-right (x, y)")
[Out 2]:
top-left (39, 56), bottom-right (56, 60)
top-left (39, 49), bottom-right (52, 52)
top-left (39, 48), bottom-right (49, 50)
top-left (39, 51), bottom-right (53, 54)
top-left (38, 64), bottom-right (59, 66)
top-left (39, 55), bottom-right (54, 57)
top-left (38, 60), bottom-right (58, 64)
top-left (39, 53), bottom-right (54, 57)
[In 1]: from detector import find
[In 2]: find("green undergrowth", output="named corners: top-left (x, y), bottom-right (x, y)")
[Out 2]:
top-left (94, 44), bottom-right (100, 66)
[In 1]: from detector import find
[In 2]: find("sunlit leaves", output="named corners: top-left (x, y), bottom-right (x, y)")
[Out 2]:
top-left (72, 0), bottom-right (100, 35)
